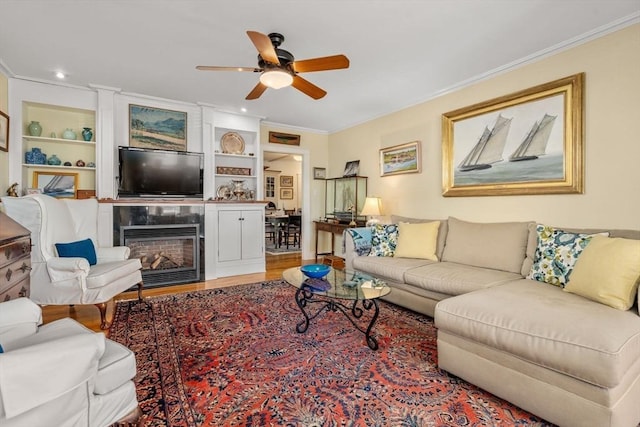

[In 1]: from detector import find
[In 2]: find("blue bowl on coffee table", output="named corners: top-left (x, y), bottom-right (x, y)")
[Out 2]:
top-left (300, 264), bottom-right (331, 279)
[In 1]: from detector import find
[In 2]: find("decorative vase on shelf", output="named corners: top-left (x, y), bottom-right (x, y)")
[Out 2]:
top-left (82, 127), bottom-right (93, 141)
top-left (62, 128), bottom-right (77, 140)
top-left (47, 154), bottom-right (62, 166)
top-left (28, 121), bottom-right (42, 137)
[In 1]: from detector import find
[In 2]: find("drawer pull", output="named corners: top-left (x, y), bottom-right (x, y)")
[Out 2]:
top-left (5, 268), bottom-right (12, 281)
top-left (19, 263), bottom-right (32, 273)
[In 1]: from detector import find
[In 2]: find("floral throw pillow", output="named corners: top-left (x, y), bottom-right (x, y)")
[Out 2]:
top-left (368, 224), bottom-right (399, 257)
top-left (527, 225), bottom-right (595, 287)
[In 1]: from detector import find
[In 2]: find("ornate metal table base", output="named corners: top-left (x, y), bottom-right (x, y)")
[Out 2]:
top-left (295, 284), bottom-right (381, 350)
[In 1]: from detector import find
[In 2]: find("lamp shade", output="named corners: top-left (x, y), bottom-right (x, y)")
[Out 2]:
top-left (259, 70), bottom-right (293, 89)
top-left (360, 197), bottom-right (383, 216)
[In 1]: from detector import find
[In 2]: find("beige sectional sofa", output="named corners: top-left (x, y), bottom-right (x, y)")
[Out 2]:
top-left (343, 216), bottom-right (640, 427)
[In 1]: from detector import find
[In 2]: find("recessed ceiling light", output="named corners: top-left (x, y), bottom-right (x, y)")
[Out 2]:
top-left (55, 72), bottom-right (65, 79)
top-left (240, 107), bottom-right (247, 113)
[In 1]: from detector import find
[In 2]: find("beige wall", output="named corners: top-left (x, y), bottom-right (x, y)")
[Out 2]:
top-left (0, 71), bottom-right (8, 196)
top-left (329, 24), bottom-right (640, 230)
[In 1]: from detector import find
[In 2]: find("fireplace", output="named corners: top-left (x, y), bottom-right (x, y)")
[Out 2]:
top-left (113, 204), bottom-right (204, 289)
top-left (121, 224), bottom-right (200, 287)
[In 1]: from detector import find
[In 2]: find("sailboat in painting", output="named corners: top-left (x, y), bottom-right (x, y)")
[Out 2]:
top-left (509, 114), bottom-right (557, 162)
top-left (458, 114), bottom-right (512, 172)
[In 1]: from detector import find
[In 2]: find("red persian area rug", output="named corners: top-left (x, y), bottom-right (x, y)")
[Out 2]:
top-left (109, 280), bottom-right (553, 426)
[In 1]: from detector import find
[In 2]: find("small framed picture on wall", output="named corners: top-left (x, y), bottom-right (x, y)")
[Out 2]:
top-left (280, 188), bottom-right (293, 199)
top-left (313, 167), bottom-right (326, 180)
top-left (280, 175), bottom-right (293, 187)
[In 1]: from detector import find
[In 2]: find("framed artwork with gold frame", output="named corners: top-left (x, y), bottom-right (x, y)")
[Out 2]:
top-left (33, 171), bottom-right (78, 198)
top-left (442, 73), bottom-right (584, 197)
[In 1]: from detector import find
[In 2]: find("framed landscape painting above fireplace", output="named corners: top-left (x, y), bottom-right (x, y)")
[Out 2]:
top-left (129, 104), bottom-right (187, 151)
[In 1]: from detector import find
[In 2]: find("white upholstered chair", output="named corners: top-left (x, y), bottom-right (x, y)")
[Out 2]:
top-left (1, 195), bottom-right (143, 329)
top-left (0, 297), bottom-right (141, 427)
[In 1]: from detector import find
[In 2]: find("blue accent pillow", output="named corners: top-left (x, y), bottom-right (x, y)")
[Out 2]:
top-left (0, 343), bottom-right (3, 353)
top-left (55, 238), bottom-right (97, 266)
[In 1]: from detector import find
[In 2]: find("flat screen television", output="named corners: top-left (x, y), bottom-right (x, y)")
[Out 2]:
top-left (118, 146), bottom-right (203, 198)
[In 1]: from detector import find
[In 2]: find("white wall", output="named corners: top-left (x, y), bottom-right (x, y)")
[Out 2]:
top-left (329, 24), bottom-right (640, 230)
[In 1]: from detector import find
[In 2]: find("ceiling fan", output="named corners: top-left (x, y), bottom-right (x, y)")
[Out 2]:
top-left (196, 31), bottom-right (349, 100)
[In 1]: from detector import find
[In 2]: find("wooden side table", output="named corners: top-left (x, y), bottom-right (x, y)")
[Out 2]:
top-left (314, 221), bottom-right (350, 262)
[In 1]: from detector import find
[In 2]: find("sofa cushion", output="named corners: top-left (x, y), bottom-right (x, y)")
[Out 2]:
top-left (368, 223), bottom-right (398, 257)
top-left (564, 235), bottom-right (640, 310)
top-left (526, 225), bottom-right (598, 288)
top-left (353, 256), bottom-right (434, 283)
top-left (435, 279), bottom-right (640, 389)
top-left (404, 262), bottom-right (521, 296)
top-left (394, 221), bottom-right (440, 260)
top-left (391, 216), bottom-right (448, 260)
top-left (521, 223), bottom-right (640, 277)
top-left (441, 217), bottom-right (531, 274)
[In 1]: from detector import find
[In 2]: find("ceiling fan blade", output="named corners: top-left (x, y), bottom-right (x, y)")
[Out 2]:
top-left (292, 55), bottom-right (350, 73)
top-left (246, 82), bottom-right (268, 100)
top-left (196, 66), bottom-right (261, 72)
top-left (246, 31), bottom-right (280, 64)
top-left (291, 75), bottom-right (327, 100)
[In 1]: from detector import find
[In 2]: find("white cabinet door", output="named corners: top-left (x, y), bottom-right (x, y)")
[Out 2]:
top-left (240, 209), bottom-right (264, 260)
top-left (218, 210), bottom-right (242, 262)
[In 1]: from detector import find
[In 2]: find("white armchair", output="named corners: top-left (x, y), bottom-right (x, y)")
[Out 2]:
top-left (0, 297), bottom-right (140, 427)
top-left (1, 195), bottom-right (143, 329)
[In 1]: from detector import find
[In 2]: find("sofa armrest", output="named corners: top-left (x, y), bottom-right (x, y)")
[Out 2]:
top-left (0, 332), bottom-right (105, 419)
top-left (46, 257), bottom-right (91, 284)
top-left (343, 227), bottom-right (372, 271)
top-left (0, 298), bottom-right (42, 346)
top-left (96, 246), bottom-right (130, 263)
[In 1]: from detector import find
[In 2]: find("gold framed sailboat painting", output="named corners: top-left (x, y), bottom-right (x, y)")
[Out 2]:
top-left (442, 73), bottom-right (584, 196)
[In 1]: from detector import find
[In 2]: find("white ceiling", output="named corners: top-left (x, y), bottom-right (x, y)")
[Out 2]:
top-left (1, 1), bottom-right (638, 133)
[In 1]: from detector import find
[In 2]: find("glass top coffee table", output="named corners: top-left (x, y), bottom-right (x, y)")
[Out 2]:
top-left (283, 266), bottom-right (391, 350)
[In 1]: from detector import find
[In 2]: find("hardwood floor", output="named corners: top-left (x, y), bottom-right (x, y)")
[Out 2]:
top-left (41, 253), bottom-right (309, 333)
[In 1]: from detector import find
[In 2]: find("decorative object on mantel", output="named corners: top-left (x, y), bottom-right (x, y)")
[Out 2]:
top-left (220, 131), bottom-right (245, 154)
top-left (268, 131), bottom-right (300, 146)
top-left (28, 120), bottom-right (42, 136)
top-left (47, 154), bottom-right (62, 166)
top-left (360, 197), bottom-right (383, 226)
top-left (82, 127), bottom-right (93, 141)
top-left (64, 161), bottom-right (72, 166)
top-left (76, 160), bottom-right (85, 167)
top-left (62, 128), bottom-right (77, 140)
top-left (87, 162), bottom-right (95, 168)
top-left (6, 182), bottom-right (19, 197)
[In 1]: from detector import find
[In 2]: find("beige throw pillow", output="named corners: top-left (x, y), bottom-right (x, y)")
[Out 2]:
top-left (394, 221), bottom-right (440, 260)
top-left (564, 235), bottom-right (640, 310)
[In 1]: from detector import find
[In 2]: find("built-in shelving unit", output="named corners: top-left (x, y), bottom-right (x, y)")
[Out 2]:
top-left (213, 127), bottom-right (259, 200)
top-left (21, 102), bottom-right (96, 194)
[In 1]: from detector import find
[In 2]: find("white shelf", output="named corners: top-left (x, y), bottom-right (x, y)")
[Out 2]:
top-left (214, 152), bottom-right (256, 159)
top-left (23, 135), bottom-right (96, 146)
top-left (22, 164), bottom-right (96, 171)
top-left (215, 174), bottom-right (257, 179)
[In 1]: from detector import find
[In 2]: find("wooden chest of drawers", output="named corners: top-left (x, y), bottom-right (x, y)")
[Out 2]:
top-left (0, 212), bottom-right (31, 302)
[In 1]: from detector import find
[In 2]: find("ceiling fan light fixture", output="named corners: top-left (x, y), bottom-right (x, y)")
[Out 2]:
top-left (259, 69), bottom-right (293, 89)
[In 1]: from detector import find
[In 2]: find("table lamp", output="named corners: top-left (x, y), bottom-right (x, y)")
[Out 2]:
top-left (360, 197), bottom-right (383, 226)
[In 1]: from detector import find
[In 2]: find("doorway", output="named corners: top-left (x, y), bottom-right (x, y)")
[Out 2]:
top-left (261, 145), bottom-right (311, 260)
